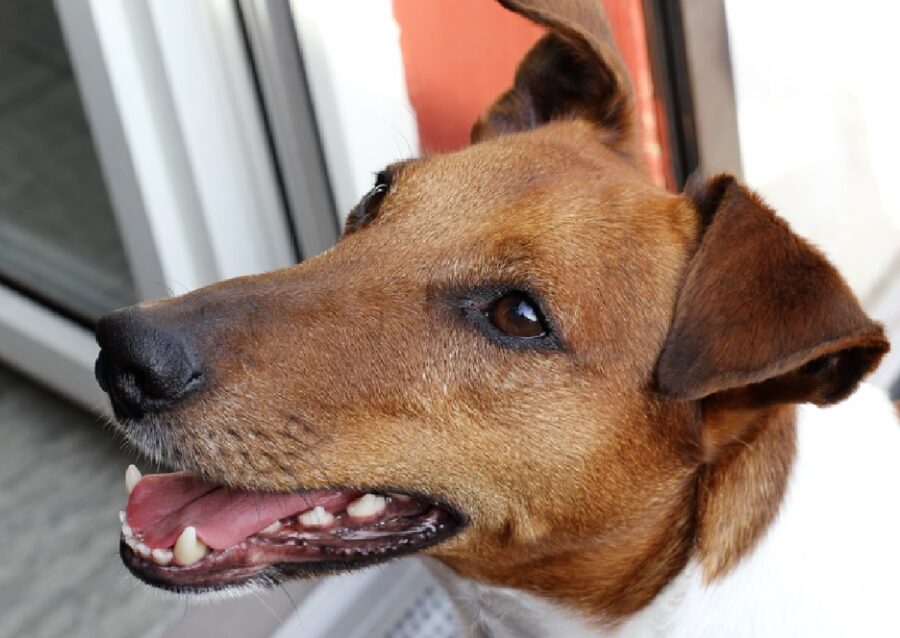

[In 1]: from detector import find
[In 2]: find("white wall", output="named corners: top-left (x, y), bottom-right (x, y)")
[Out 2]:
top-left (725, 0), bottom-right (900, 303)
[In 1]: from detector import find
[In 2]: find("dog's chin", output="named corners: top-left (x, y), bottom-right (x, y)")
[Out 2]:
top-left (121, 539), bottom-right (439, 596)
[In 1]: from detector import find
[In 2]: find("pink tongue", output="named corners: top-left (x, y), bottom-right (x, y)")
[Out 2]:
top-left (126, 472), bottom-right (346, 550)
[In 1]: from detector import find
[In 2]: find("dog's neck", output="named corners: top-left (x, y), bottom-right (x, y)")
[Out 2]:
top-left (694, 402), bottom-right (796, 579)
top-left (435, 403), bottom-right (797, 634)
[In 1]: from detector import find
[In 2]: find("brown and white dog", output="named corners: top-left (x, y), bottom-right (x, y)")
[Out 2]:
top-left (95, 1), bottom-right (900, 636)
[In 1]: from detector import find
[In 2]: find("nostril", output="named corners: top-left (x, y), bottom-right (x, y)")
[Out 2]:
top-left (186, 369), bottom-right (204, 390)
top-left (95, 356), bottom-right (145, 419)
top-left (134, 363), bottom-right (176, 399)
top-left (123, 364), bottom-right (162, 399)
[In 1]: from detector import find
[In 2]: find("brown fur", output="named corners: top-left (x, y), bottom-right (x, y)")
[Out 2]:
top-left (110, 0), bottom-right (888, 625)
top-left (696, 402), bottom-right (796, 580)
top-left (658, 174), bottom-right (888, 405)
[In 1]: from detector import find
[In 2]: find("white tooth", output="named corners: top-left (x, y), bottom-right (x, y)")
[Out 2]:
top-left (347, 494), bottom-right (387, 518)
top-left (136, 543), bottom-right (152, 558)
top-left (298, 506), bottom-right (334, 528)
top-left (124, 536), bottom-right (138, 550)
top-left (122, 524), bottom-right (133, 538)
top-left (118, 510), bottom-right (126, 524)
top-left (174, 526), bottom-right (209, 566)
top-left (151, 548), bottom-right (173, 566)
top-left (125, 465), bottom-right (142, 495)
top-left (262, 520), bottom-right (282, 533)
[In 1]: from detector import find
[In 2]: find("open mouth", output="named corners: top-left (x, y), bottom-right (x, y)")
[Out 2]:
top-left (119, 466), bottom-right (463, 592)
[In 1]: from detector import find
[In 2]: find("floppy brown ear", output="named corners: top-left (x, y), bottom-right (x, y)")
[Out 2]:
top-left (472, 0), bottom-right (635, 153)
top-left (656, 174), bottom-right (888, 408)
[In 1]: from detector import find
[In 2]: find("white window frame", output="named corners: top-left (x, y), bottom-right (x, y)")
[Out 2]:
top-left (1, 0), bottom-right (298, 409)
top-left (289, 0), bottom-right (420, 220)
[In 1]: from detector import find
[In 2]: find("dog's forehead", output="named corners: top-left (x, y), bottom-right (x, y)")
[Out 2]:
top-left (347, 122), bottom-right (683, 278)
top-left (383, 123), bottom-right (665, 238)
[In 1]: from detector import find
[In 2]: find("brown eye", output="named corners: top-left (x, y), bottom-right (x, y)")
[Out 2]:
top-left (488, 293), bottom-right (547, 338)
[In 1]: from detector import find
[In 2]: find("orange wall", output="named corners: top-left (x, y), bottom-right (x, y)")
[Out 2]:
top-left (392, 0), bottom-right (670, 187)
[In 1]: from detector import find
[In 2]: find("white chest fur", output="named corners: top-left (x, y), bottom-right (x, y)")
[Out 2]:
top-left (431, 384), bottom-right (900, 638)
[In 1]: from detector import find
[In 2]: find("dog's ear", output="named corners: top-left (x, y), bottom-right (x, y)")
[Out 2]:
top-left (472, 0), bottom-right (634, 153)
top-left (656, 174), bottom-right (888, 409)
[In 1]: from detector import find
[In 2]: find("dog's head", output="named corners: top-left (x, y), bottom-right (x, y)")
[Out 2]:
top-left (97, 0), bottom-right (887, 619)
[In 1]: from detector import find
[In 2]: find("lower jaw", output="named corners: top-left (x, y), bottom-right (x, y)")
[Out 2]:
top-left (120, 509), bottom-right (462, 592)
top-left (121, 542), bottom-right (434, 593)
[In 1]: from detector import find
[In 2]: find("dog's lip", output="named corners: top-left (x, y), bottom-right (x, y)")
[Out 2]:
top-left (119, 469), bottom-right (465, 592)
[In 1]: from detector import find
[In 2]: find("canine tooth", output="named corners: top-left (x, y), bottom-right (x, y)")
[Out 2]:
top-left (136, 543), bottom-right (152, 558)
top-left (174, 526), bottom-right (209, 566)
top-left (122, 523), bottom-right (133, 538)
top-left (298, 506), bottom-right (334, 528)
top-left (151, 548), bottom-right (173, 566)
top-left (118, 510), bottom-right (126, 524)
top-left (347, 494), bottom-right (387, 518)
top-left (125, 465), bottom-right (142, 495)
top-left (262, 520), bottom-right (282, 533)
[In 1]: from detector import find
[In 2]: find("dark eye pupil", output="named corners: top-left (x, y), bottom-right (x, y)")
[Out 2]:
top-left (489, 294), bottom-right (546, 338)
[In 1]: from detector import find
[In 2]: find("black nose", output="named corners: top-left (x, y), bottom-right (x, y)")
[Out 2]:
top-left (95, 308), bottom-right (204, 418)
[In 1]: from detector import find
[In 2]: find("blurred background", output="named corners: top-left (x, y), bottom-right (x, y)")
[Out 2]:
top-left (1, 0), bottom-right (898, 636)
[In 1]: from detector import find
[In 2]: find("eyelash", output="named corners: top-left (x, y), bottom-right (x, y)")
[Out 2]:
top-left (345, 171), bottom-right (393, 233)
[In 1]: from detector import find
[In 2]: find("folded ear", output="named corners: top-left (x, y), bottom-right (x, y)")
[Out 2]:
top-left (472, 0), bottom-right (635, 153)
top-left (656, 174), bottom-right (888, 408)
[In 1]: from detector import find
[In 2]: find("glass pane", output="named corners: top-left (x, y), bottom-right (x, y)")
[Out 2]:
top-left (0, 0), bottom-right (136, 325)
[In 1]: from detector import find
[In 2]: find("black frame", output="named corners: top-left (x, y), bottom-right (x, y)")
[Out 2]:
top-left (642, 0), bottom-right (701, 190)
